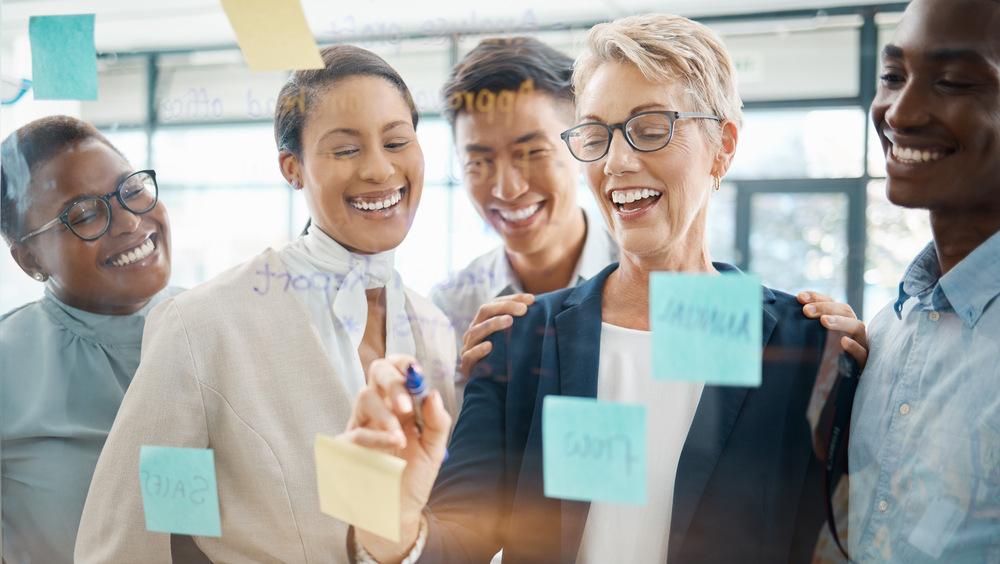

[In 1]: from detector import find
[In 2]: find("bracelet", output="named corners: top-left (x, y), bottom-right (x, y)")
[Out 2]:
top-left (354, 515), bottom-right (428, 564)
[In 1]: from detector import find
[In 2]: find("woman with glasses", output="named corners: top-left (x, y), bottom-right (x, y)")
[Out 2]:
top-left (74, 46), bottom-right (456, 563)
top-left (339, 14), bottom-right (868, 564)
top-left (0, 115), bottom-right (179, 563)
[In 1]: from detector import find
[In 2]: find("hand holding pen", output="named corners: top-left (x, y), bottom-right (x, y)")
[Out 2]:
top-left (339, 354), bottom-right (452, 561)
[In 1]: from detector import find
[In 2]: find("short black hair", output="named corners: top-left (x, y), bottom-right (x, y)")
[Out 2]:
top-left (274, 45), bottom-right (419, 158)
top-left (442, 37), bottom-right (574, 126)
top-left (1, 115), bottom-right (122, 245)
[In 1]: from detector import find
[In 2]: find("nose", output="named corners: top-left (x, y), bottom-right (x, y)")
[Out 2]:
top-left (359, 148), bottom-right (395, 184)
top-left (491, 157), bottom-right (529, 201)
top-left (108, 199), bottom-right (143, 237)
top-left (603, 129), bottom-right (641, 177)
top-left (882, 80), bottom-right (932, 132)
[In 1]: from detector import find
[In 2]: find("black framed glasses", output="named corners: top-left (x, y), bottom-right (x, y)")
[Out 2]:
top-left (559, 111), bottom-right (722, 163)
top-left (18, 170), bottom-right (159, 243)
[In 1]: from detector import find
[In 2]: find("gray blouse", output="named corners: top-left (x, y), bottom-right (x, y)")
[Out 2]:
top-left (1, 288), bottom-right (179, 564)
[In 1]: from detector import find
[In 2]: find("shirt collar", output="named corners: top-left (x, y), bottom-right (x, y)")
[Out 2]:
top-left (40, 288), bottom-right (166, 347)
top-left (894, 231), bottom-right (1000, 327)
top-left (486, 207), bottom-right (618, 299)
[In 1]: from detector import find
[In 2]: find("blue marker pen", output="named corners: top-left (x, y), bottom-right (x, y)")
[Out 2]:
top-left (405, 364), bottom-right (449, 462)
top-left (405, 365), bottom-right (429, 433)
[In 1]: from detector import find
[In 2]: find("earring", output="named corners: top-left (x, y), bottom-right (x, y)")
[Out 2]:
top-left (33, 272), bottom-right (47, 282)
top-left (712, 176), bottom-right (721, 191)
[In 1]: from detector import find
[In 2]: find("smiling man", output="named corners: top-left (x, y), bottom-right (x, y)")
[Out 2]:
top-left (430, 38), bottom-right (618, 383)
top-left (848, 0), bottom-right (1000, 561)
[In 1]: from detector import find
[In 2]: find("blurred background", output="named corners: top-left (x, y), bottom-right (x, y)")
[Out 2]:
top-left (1, 0), bottom-right (928, 319)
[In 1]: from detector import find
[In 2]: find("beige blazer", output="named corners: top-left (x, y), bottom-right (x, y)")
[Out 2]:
top-left (75, 250), bottom-right (456, 563)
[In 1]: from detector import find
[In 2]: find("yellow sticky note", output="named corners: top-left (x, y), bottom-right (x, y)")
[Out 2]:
top-left (314, 434), bottom-right (406, 542)
top-left (220, 0), bottom-right (324, 71)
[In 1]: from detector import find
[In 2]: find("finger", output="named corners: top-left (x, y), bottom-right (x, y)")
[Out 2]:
top-left (459, 341), bottom-right (492, 376)
top-left (494, 293), bottom-right (535, 305)
top-left (342, 428), bottom-right (406, 452)
top-left (841, 336), bottom-right (869, 369)
top-left (419, 390), bottom-right (452, 461)
top-left (820, 315), bottom-right (867, 342)
top-left (803, 302), bottom-right (857, 319)
top-left (797, 291), bottom-right (833, 305)
top-left (469, 300), bottom-right (530, 327)
top-left (368, 356), bottom-right (417, 417)
top-left (351, 388), bottom-right (407, 447)
top-left (462, 315), bottom-right (513, 351)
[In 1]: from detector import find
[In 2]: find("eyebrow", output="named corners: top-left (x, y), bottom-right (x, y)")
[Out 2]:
top-left (464, 143), bottom-right (494, 154)
top-left (512, 131), bottom-right (546, 145)
top-left (883, 43), bottom-right (991, 67)
top-left (58, 171), bottom-right (131, 210)
top-left (580, 103), bottom-right (667, 123)
top-left (318, 120), bottom-right (411, 142)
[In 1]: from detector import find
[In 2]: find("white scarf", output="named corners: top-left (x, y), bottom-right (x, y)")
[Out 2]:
top-left (278, 225), bottom-right (416, 398)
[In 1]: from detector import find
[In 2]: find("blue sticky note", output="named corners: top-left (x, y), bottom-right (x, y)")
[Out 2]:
top-left (29, 14), bottom-right (98, 100)
top-left (651, 272), bottom-right (762, 386)
top-left (542, 396), bottom-right (646, 505)
top-left (139, 446), bottom-right (222, 537)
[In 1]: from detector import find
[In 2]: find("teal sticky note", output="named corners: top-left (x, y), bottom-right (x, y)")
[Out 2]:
top-left (650, 272), bottom-right (762, 386)
top-left (542, 396), bottom-right (646, 505)
top-left (139, 446), bottom-right (222, 537)
top-left (29, 14), bottom-right (98, 100)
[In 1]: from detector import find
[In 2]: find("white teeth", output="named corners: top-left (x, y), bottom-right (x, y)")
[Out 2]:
top-left (611, 188), bottom-right (662, 205)
top-left (497, 202), bottom-right (543, 222)
top-left (349, 189), bottom-right (404, 212)
top-left (891, 144), bottom-right (947, 164)
top-left (111, 237), bottom-right (155, 267)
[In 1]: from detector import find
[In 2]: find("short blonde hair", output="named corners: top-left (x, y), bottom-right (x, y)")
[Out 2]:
top-left (573, 14), bottom-right (744, 145)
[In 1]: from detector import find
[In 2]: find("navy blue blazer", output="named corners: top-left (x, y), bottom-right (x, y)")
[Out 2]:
top-left (421, 263), bottom-right (828, 563)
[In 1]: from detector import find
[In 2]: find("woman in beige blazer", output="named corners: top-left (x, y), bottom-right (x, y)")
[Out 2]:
top-left (74, 45), bottom-right (457, 563)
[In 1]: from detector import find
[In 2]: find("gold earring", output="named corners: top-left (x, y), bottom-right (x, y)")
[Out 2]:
top-left (712, 176), bottom-right (721, 191)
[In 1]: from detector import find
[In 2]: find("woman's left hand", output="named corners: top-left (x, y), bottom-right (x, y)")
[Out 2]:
top-left (797, 291), bottom-right (869, 370)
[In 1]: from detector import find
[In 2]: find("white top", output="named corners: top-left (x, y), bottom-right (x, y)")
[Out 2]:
top-left (278, 225), bottom-right (417, 399)
top-left (430, 208), bottom-right (618, 358)
top-left (577, 323), bottom-right (704, 564)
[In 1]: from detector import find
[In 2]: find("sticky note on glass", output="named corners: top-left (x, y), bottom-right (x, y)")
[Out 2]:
top-left (651, 272), bottom-right (762, 387)
top-left (28, 14), bottom-right (98, 100)
top-left (314, 434), bottom-right (406, 542)
top-left (139, 446), bottom-right (221, 537)
top-left (542, 396), bottom-right (646, 505)
top-left (220, 0), bottom-right (324, 71)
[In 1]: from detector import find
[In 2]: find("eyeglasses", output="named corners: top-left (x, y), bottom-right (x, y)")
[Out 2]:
top-left (559, 111), bottom-right (721, 163)
top-left (17, 170), bottom-right (159, 243)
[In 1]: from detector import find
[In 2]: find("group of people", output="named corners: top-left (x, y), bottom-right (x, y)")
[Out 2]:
top-left (0, 1), bottom-right (997, 563)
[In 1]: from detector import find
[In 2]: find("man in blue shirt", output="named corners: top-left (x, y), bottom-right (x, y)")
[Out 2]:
top-left (848, 0), bottom-right (1000, 561)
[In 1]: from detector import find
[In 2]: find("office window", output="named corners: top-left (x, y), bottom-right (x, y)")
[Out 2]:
top-left (749, 191), bottom-right (849, 302)
top-left (729, 108), bottom-right (866, 180)
top-left (864, 179), bottom-right (932, 320)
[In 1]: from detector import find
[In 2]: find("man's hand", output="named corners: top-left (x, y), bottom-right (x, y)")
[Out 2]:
top-left (459, 293), bottom-right (535, 375)
top-left (798, 291), bottom-right (869, 369)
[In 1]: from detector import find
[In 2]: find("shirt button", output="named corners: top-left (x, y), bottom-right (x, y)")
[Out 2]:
top-left (899, 403), bottom-right (911, 415)
top-left (929, 311), bottom-right (940, 321)
top-left (878, 500), bottom-right (889, 512)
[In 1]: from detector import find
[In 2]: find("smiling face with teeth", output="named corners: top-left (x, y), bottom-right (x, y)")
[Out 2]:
top-left (456, 91), bottom-right (583, 258)
top-left (872, 0), bottom-right (1000, 212)
top-left (281, 76), bottom-right (423, 254)
top-left (575, 62), bottom-right (738, 264)
top-left (11, 139), bottom-right (171, 314)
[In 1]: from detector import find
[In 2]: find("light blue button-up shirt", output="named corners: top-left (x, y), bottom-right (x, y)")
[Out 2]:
top-left (849, 231), bottom-right (1000, 563)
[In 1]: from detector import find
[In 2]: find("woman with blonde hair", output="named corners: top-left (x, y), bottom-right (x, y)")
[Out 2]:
top-left (339, 13), bottom-right (867, 564)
